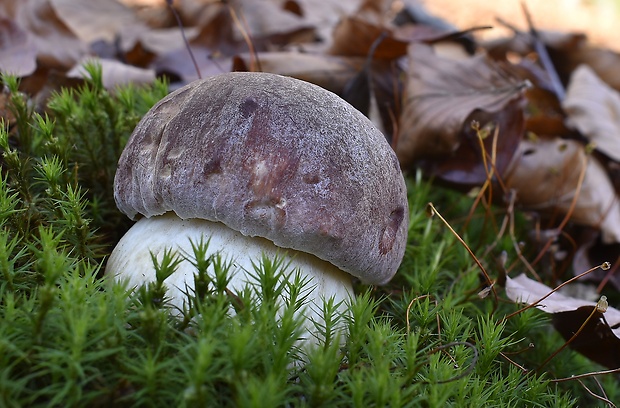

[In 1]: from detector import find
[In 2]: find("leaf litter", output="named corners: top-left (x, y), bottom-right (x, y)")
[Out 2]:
top-left (2, 0), bottom-right (620, 375)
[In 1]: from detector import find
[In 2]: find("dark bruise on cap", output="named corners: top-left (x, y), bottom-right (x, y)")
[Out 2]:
top-left (114, 72), bottom-right (408, 285)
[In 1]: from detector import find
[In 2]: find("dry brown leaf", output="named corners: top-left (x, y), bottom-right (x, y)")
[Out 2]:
top-left (329, 16), bottom-right (408, 59)
top-left (506, 273), bottom-right (607, 315)
top-left (504, 137), bottom-right (620, 243)
top-left (505, 273), bottom-right (620, 368)
top-left (50, 0), bottom-right (143, 44)
top-left (176, 0), bottom-right (226, 27)
top-left (152, 47), bottom-right (231, 83)
top-left (563, 64), bottom-right (620, 162)
top-left (232, 51), bottom-right (364, 95)
top-left (396, 43), bottom-right (527, 169)
top-left (123, 26), bottom-right (199, 57)
top-left (573, 233), bottom-right (620, 290)
top-left (0, 18), bottom-right (37, 76)
top-left (1, 0), bottom-right (87, 70)
top-left (290, 0), bottom-right (359, 46)
top-left (414, 98), bottom-right (524, 185)
top-left (187, 4), bottom-right (236, 54)
top-left (522, 87), bottom-right (570, 137)
top-left (233, 0), bottom-right (315, 44)
top-left (485, 29), bottom-right (620, 92)
top-left (534, 31), bottom-right (620, 92)
top-left (119, 0), bottom-right (164, 6)
top-left (67, 58), bottom-right (156, 89)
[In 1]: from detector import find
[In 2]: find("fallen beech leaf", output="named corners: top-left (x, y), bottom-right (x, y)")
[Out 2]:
top-left (153, 47), bottom-right (231, 84)
top-left (232, 52), bottom-right (364, 95)
top-left (122, 26), bottom-right (199, 57)
top-left (393, 1), bottom-right (477, 54)
top-left (506, 273), bottom-right (605, 314)
top-left (563, 64), bottom-right (620, 162)
top-left (67, 58), bottom-right (156, 88)
top-left (289, 0), bottom-right (358, 45)
top-left (552, 306), bottom-right (620, 369)
top-left (572, 232), bottom-right (620, 290)
top-left (0, 0), bottom-right (87, 70)
top-left (533, 31), bottom-right (620, 93)
top-left (484, 29), bottom-right (620, 92)
top-left (187, 4), bottom-right (237, 55)
top-left (176, 0), bottom-right (224, 27)
top-left (329, 16), bottom-right (408, 59)
top-left (50, 0), bottom-right (143, 43)
top-left (505, 273), bottom-right (620, 368)
top-left (365, 60), bottom-right (403, 141)
top-left (396, 43), bottom-right (527, 169)
top-left (183, 0), bottom-right (314, 54)
top-left (22, 70), bottom-right (85, 108)
top-left (415, 97), bottom-right (524, 185)
top-left (0, 18), bottom-right (37, 76)
top-left (504, 137), bottom-right (620, 243)
top-left (522, 87), bottom-right (570, 137)
top-left (234, 0), bottom-right (315, 45)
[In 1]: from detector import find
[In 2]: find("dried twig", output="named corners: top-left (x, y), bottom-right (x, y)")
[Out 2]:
top-left (521, 2), bottom-right (565, 100)
top-left (166, 0), bottom-right (202, 79)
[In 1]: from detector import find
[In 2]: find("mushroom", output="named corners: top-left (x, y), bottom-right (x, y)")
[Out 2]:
top-left (106, 72), bottom-right (408, 342)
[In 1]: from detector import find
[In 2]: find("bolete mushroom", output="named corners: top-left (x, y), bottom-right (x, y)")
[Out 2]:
top-left (106, 72), bottom-right (408, 341)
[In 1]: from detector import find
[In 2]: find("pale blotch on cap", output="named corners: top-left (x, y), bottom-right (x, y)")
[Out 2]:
top-left (114, 72), bottom-right (408, 285)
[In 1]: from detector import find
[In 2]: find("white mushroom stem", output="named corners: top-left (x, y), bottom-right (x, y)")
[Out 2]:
top-left (106, 212), bottom-right (354, 343)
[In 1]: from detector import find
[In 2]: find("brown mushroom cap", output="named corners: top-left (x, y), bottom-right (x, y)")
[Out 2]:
top-left (114, 72), bottom-right (408, 285)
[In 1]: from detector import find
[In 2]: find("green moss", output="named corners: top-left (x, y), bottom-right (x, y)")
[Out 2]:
top-left (0, 66), bottom-right (611, 407)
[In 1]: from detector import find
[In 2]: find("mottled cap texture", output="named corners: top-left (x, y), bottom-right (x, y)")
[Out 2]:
top-left (114, 72), bottom-right (408, 284)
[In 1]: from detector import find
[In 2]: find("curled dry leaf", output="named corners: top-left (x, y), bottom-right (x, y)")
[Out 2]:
top-left (396, 43), bottom-right (527, 170)
top-left (563, 64), bottom-right (620, 162)
top-left (0, 18), bottom-right (37, 77)
top-left (504, 137), bottom-right (620, 243)
top-left (505, 273), bottom-right (620, 368)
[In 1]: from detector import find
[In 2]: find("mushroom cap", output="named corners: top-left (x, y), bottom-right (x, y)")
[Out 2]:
top-left (114, 72), bottom-right (408, 284)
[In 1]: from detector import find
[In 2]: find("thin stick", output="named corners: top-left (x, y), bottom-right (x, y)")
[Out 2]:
top-left (405, 294), bottom-right (431, 335)
top-left (427, 202), bottom-right (498, 303)
top-left (228, 4), bottom-right (261, 72)
top-left (521, 2), bottom-right (565, 100)
top-left (166, 0), bottom-right (202, 79)
top-left (577, 379), bottom-right (616, 408)
top-left (551, 367), bottom-right (620, 382)
top-left (499, 351), bottom-right (528, 373)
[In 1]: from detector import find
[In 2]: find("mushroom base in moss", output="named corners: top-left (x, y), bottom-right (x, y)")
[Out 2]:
top-left (105, 212), bottom-right (354, 342)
